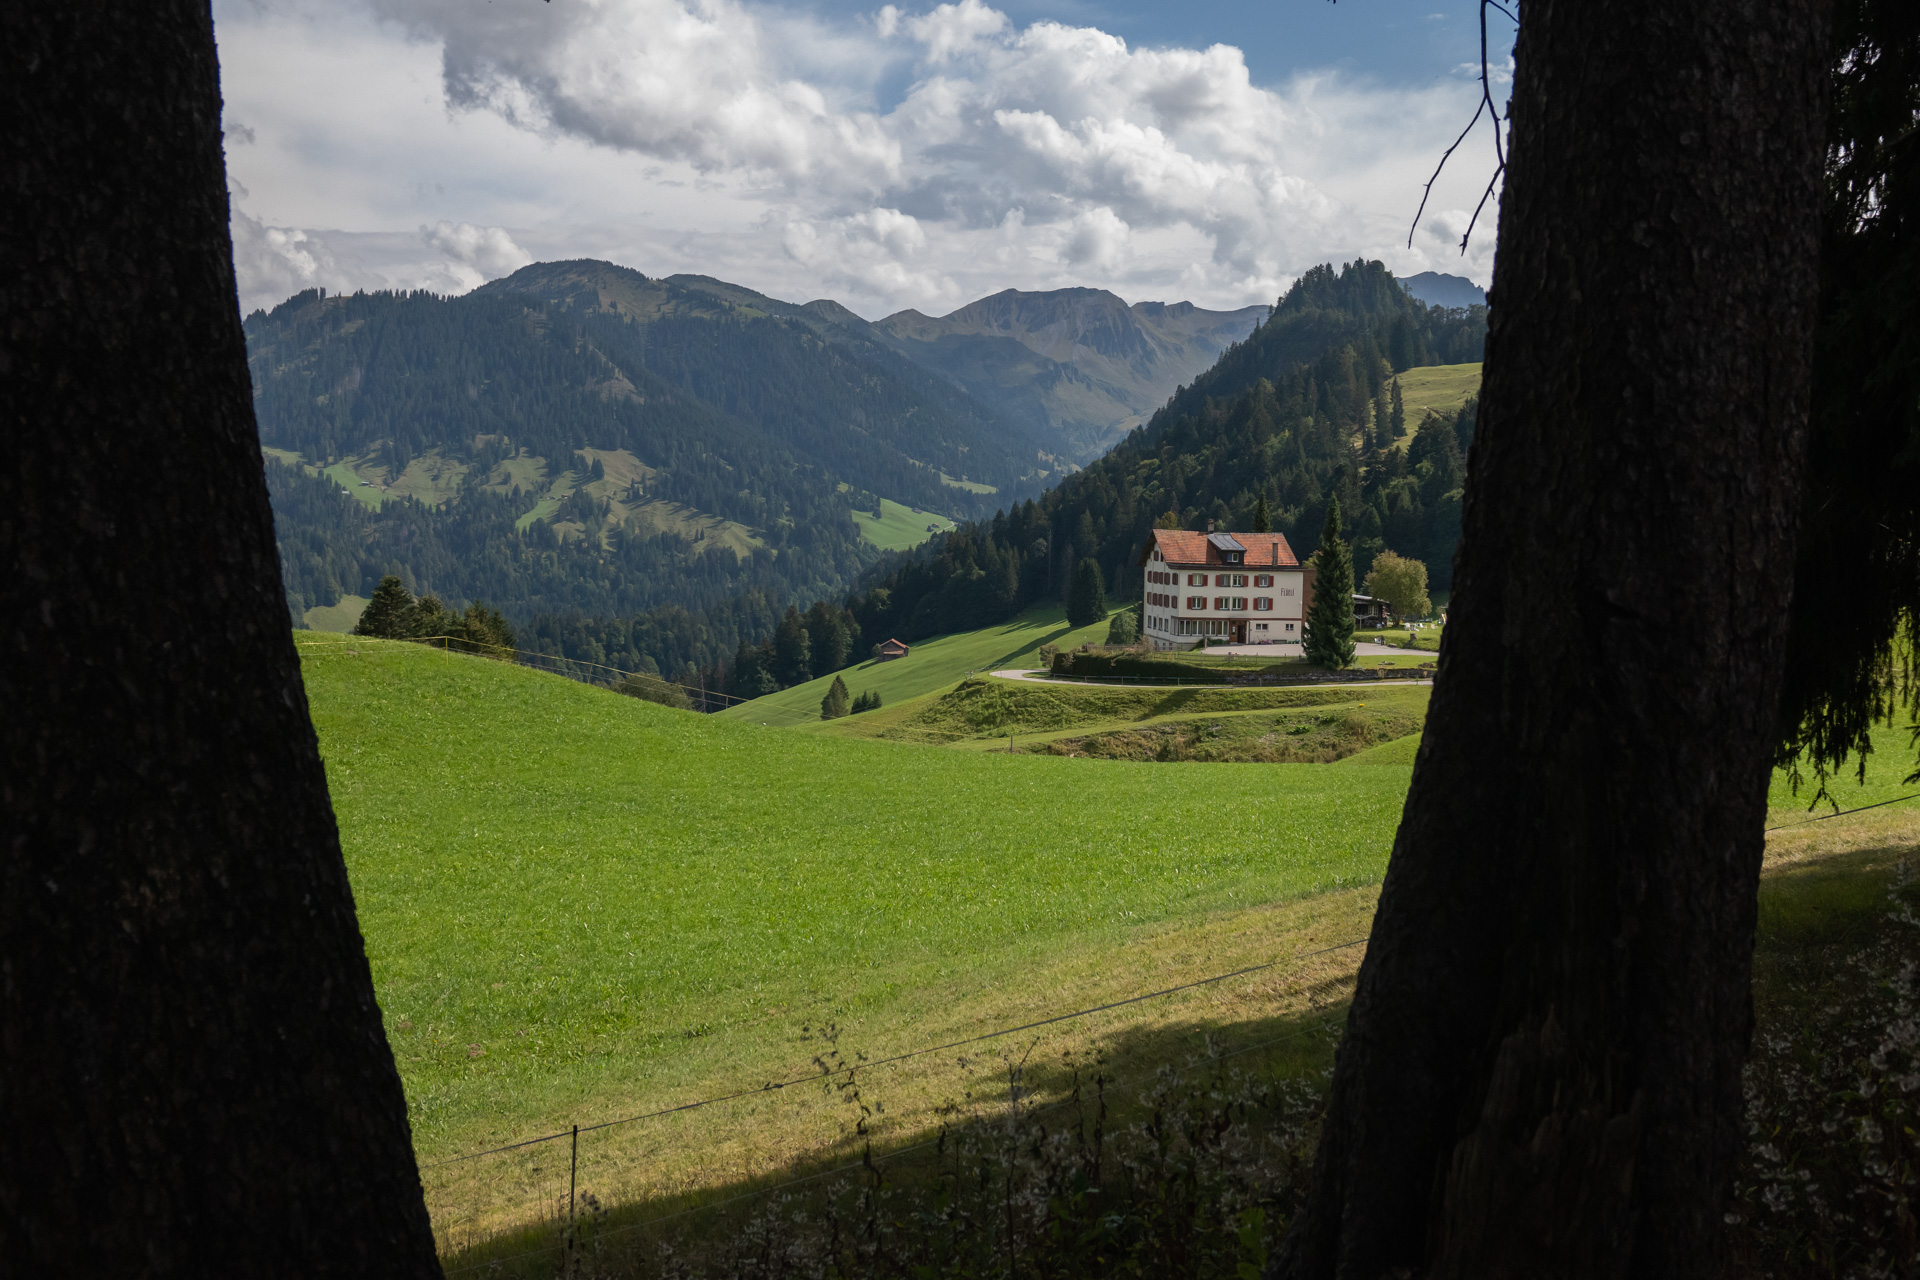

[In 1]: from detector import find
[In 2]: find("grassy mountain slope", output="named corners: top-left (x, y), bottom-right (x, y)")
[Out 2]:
top-left (1392, 362), bottom-right (1482, 431)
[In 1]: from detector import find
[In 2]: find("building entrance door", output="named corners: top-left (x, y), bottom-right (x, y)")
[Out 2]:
top-left (1230, 621), bottom-right (1246, 644)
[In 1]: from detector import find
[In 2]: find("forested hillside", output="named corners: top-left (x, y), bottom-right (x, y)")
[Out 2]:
top-left (250, 264), bottom-right (1061, 671)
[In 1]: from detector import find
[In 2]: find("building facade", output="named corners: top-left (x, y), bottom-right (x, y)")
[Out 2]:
top-left (1137, 528), bottom-right (1315, 650)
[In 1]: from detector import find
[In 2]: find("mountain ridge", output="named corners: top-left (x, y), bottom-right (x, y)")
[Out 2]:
top-left (866, 286), bottom-right (1267, 460)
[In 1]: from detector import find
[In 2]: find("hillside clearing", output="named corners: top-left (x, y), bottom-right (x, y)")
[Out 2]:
top-left (1389, 361), bottom-right (1481, 432)
top-left (303, 593), bottom-right (368, 633)
top-left (855, 497), bottom-right (958, 551)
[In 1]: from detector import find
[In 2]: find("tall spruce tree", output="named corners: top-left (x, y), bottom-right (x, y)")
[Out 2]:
top-left (1252, 494), bottom-right (1272, 533)
top-left (1302, 496), bottom-right (1357, 668)
top-left (1067, 557), bottom-right (1107, 627)
top-left (353, 574), bottom-right (416, 638)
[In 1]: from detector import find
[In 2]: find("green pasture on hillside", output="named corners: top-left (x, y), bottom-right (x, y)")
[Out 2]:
top-left (299, 636), bottom-right (1414, 1159)
top-left (719, 604), bottom-right (1119, 727)
top-left (304, 593), bottom-right (368, 633)
top-left (854, 497), bottom-right (958, 551)
top-left (940, 473), bottom-right (997, 494)
top-left (1390, 362), bottom-right (1481, 433)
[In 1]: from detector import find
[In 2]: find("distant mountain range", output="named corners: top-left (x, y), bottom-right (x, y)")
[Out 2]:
top-left (863, 289), bottom-right (1267, 459)
top-left (1396, 271), bottom-right (1489, 309)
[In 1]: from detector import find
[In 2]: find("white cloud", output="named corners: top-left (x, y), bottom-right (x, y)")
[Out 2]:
top-left (215, 0), bottom-right (1501, 317)
top-left (420, 220), bottom-right (534, 288)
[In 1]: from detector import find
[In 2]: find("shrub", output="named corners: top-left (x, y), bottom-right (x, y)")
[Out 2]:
top-left (850, 690), bottom-right (882, 714)
top-left (1106, 607), bottom-right (1140, 645)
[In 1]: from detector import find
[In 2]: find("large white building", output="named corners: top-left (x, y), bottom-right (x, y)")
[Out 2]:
top-left (1137, 527), bottom-right (1315, 650)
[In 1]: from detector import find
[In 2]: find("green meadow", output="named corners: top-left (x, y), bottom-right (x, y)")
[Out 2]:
top-left (1388, 361), bottom-right (1481, 431)
top-left (853, 496), bottom-right (958, 551)
top-left (297, 628), bottom-right (1918, 1253)
top-left (302, 636), bottom-right (1413, 1163)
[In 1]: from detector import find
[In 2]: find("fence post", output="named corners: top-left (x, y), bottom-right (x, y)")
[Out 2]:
top-left (567, 1123), bottom-right (579, 1275)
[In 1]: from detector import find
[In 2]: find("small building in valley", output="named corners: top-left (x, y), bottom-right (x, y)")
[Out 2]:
top-left (1137, 528), bottom-right (1313, 650)
top-left (875, 638), bottom-right (910, 661)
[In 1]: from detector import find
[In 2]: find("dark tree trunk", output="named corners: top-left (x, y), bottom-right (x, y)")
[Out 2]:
top-left (1, 5), bottom-right (441, 1275)
top-left (1273, 1), bottom-right (1830, 1276)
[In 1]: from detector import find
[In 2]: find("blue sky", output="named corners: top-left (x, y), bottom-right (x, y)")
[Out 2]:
top-left (216, 0), bottom-right (1508, 316)
top-left (826, 0), bottom-right (1489, 89)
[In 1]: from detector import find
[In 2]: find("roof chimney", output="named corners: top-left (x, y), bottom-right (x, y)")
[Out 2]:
top-left (1206, 520), bottom-right (1215, 533)
top-left (1271, 542), bottom-right (1278, 564)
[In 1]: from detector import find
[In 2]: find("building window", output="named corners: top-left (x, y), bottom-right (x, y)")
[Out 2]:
top-left (1215, 596), bottom-right (1247, 611)
top-left (1177, 618), bottom-right (1198, 635)
top-left (1218, 573), bottom-right (1247, 588)
top-left (1254, 597), bottom-right (1272, 611)
top-left (1187, 595), bottom-right (1206, 610)
top-left (1285, 623), bottom-right (1295, 631)
top-left (1254, 574), bottom-right (1274, 588)
top-left (1187, 573), bottom-right (1206, 586)
top-left (1256, 623), bottom-right (1269, 631)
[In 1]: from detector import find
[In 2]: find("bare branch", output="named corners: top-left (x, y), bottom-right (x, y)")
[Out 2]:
top-left (1405, 0), bottom-right (1519, 257)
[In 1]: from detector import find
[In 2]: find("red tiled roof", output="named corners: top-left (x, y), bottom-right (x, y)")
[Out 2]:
top-left (1138, 528), bottom-right (1299, 568)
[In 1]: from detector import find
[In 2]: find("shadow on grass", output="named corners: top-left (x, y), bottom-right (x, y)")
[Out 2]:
top-left (437, 982), bottom-right (1357, 1279)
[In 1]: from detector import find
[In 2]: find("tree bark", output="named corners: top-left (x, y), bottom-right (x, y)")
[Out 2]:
top-left (1, 5), bottom-right (441, 1274)
top-left (1273, 1), bottom-right (1830, 1276)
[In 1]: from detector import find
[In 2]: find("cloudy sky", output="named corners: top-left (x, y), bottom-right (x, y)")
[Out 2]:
top-left (215, 0), bottom-right (1510, 318)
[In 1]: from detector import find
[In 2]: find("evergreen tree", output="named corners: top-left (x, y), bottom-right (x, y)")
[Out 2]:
top-left (1389, 377), bottom-right (1407, 439)
top-left (1067, 557), bottom-right (1107, 627)
top-left (803, 600), bottom-right (852, 673)
top-left (819, 674), bottom-right (850, 719)
top-left (1302, 496), bottom-right (1357, 668)
top-left (850, 689), bottom-right (881, 713)
top-left (1252, 494), bottom-right (1272, 533)
top-left (772, 606), bottom-right (812, 687)
top-left (459, 601), bottom-right (515, 650)
top-left (353, 575), bottom-right (417, 638)
top-left (412, 594), bottom-right (458, 638)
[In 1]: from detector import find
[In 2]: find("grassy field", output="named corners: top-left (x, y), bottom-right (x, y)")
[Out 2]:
top-left (1390, 362), bottom-right (1481, 431)
top-left (718, 604), bottom-right (1119, 727)
top-left (304, 593), bottom-right (368, 633)
top-left (854, 497), bottom-right (958, 551)
top-left (295, 633), bottom-right (1920, 1261)
top-left (300, 635), bottom-right (1414, 1244)
top-left (298, 637), bottom-right (1407, 1155)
